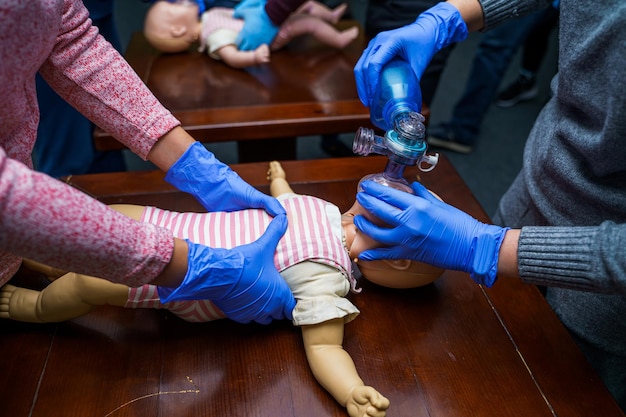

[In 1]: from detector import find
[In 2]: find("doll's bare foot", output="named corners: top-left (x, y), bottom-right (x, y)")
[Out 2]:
top-left (267, 160), bottom-right (287, 181)
top-left (267, 161), bottom-right (294, 197)
top-left (335, 26), bottom-right (359, 49)
top-left (254, 44), bottom-right (270, 64)
top-left (0, 285), bottom-right (45, 323)
top-left (345, 386), bottom-right (390, 417)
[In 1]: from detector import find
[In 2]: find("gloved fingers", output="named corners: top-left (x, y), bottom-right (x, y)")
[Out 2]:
top-left (359, 180), bottom-right (410, 206)
top-left (355, 193), bottom-right (404, 228)
top-left (251, 279), bottom-right (296, 324)
top-left (353, 214), bottom-right (400, 247)
top-left (354, 50), bottom-right (375, 107)
top-left (254, 214), bottom-right (288, 251)
top-left (233, 176), bottom-right (285, 215)
top-left (360, 38), bottom-right (400, 102)
top-left (257, 194), bottom-right (287, 217)
top-left (358, 246), bottom-right (406, 262)
top-left (258, 273), bottom-right (296, 323)
top-left (236, 213), bottom-right (287, 262)
top-left (216, 265), bottom-right (295, 324)
top-left (410, 181), bottom-right (441, 204)
top-left (354, 38), bottom-right (386, 106)
top-left (359, 181), bottom-right (437, 224)
top-left (224, 284), bottom-right (273, 324)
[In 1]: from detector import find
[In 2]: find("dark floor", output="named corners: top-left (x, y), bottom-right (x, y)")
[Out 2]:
top-left (115, 1), bottom-right (558, 218)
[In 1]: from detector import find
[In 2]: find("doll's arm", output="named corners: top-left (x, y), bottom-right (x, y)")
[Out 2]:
top-left (215, 44), bottom-right (270, 69)
top-left (301, 319), bottom-right (390, 417)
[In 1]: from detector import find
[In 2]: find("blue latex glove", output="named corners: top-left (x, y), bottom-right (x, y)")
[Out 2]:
top-left (165, 142), bottom-right (285, 216)
top-left (354, 181), bottom-right (509, 287)
top-left (158, 214), bottom-right (296, 324)
top-left (233, 0), bottom-right (279, 51)
top-left (354, 2), bottom-right (468, 108)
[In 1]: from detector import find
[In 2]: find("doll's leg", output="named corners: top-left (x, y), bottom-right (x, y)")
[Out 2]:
top-left (0, 273), bottom-right (129, 323)
top-left (267, 160), bottom-right (295, 197)
top-left (216, 44), bottom-right (270, 69)
top-left (301, 319), bottom-right (390, 416)
top-left (294, 1), bottom-right (348, 24)
top-left (271, 16), bottom-right (358, 51)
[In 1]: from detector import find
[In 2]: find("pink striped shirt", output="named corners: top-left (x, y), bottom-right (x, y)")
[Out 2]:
top-left (0, 0), bottom-right (179, 285)
top-left (128, 195), bottom-right (355, 322)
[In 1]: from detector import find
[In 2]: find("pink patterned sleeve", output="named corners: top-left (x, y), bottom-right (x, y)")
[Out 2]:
top-left (37, 0), bottom-right (180, 160)
top-left (0, 147), bottom-right (174, 287)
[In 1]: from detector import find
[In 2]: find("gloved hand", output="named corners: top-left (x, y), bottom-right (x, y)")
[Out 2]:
top-left (354, 2), bottom-right (468, 108)
top-left (354, 181), bottom-right (509, 287)
top-left (233, 0), bottom-right (279, 51)
top-left (158, 214), bottom-right (296, 324)
top-left (165, 142), bottom-right (285, 216)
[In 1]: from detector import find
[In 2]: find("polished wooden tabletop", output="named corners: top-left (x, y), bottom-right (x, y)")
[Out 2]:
top-left (3, 156), bottom-right (623, 417)
top-left (94, 21), bottom-right (375, 160)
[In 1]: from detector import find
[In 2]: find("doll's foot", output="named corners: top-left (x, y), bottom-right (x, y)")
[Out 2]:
top-left (345, 386), bottom-right (390, 417)
top-left (0, 285), bottom-right (45, 323)
top-left (267, 161), bottom-right (287, 181)
top-left (336, 26), bottom-right (359, 49)
top-left (254, 44), bottom-right (270, 64)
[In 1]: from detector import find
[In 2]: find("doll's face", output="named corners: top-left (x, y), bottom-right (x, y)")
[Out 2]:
top-left (144, 1), bottom-right (201, 52)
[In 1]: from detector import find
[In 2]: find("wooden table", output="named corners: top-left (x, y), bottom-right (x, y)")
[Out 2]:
top-left (3, 156), bottom-right (623, 417)
top-left (94, 22), bottom-right (379, 162)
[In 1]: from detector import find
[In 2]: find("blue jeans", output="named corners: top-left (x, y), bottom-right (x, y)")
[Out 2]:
top-left (33, 0), bottom-right (126, 178)
top-left (448, 6), bottom-right (558, 145)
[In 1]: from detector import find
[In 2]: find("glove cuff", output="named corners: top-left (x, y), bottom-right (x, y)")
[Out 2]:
top-left (469, 225), bottom-right (510, 287)
top-left (165, 142), bottom-right (230, 194)
top-left (421, 2), bottom-right (469, 50)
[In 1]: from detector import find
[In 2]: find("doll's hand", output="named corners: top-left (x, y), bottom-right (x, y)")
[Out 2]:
top-left (233, 0), bottom-right (279, 51)
top-left (354, 2), bottom-right (467, 108)
top-left (354, 180), bottom-right (508, 287)
top-left (346, 386), bottom-right (390, 417)
top-left (165, 142), bottom-right (285, 217)
top-left (158, 214), bottom-right (295, 324)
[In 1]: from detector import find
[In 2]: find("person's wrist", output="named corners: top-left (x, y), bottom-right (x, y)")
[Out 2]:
top-left (497, 229), bottom-right (521, 278)
top-left (147, 127), bottom-right (196, 172)
top-left (446, 0), bottom-right (485, 31)
top-left (152, 237), bottom-right (189, 288)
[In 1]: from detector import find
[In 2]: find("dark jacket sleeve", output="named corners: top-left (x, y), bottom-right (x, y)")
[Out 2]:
top-left (265, 0), bottom-right (307, 25)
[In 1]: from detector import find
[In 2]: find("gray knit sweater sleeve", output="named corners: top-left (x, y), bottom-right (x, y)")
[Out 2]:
top-left (478, 0), bottom-right (551, 30)
top-left (518, 222), bottom-right (626, 295)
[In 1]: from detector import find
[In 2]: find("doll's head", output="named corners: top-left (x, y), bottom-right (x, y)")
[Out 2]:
top-left (144, 0), bottom-right (202, 53)
top-left (342, 200), bottom-right (444, 288)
